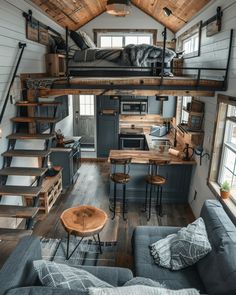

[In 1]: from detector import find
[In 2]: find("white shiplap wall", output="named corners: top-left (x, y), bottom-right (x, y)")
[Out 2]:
top-left (0, 0), bottom-right (73, 227)
top-left (176, 0), bottom-right (236, 217)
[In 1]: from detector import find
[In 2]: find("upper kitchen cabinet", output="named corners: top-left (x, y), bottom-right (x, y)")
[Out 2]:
top-left (148, 96), bottom-right (176, 118)
top-left (97, 95), bottom-right (120, 111)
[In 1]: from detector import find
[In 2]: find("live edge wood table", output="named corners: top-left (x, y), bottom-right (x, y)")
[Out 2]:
top-left (60, 205), bottom-right (108, 260)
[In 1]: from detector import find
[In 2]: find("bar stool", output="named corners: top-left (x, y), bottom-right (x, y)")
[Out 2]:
top-left (110, 157), bottom-right (131, 220)
top-left (144, 159), bottom-right (170, 220)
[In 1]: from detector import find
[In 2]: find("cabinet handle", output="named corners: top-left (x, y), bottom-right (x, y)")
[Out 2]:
top-left (99, 110), bottom-right (117, 116)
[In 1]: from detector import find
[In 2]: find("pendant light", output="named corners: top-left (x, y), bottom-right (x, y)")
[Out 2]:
top-left (106, 0), bottom-right (130, 17)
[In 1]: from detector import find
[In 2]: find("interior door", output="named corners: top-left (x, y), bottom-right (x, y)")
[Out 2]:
top-left (73, 95), bottom-right (95, 148)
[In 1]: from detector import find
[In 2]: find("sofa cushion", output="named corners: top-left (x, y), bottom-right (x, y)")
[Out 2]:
top-left (6, 286), bottom-right (87, 295)
top-left (89, 286), bottom-right (200, 295)
top-left (33, 260), bottom-right (112, 291)
top-left (197, 200), bottom-right (236, 295)
top-left (133, 226), bottom-right (206, 293)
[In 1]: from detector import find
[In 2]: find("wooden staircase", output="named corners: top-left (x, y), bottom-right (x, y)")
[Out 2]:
top-left (0, 100), bottom-right (61, 240)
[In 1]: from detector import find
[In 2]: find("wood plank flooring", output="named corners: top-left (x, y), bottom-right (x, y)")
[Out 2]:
top-left (33, 161), bottom-right (195, 270)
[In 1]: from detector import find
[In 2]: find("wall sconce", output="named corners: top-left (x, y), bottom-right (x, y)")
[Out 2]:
top-left (163, 7), bottom-right (187, 23)
top-left (194, 146), bottom-right (210, 166)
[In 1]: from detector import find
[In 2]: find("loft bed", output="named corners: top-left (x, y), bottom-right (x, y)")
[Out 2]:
top-left (24, 28), bottom-right (233, 98)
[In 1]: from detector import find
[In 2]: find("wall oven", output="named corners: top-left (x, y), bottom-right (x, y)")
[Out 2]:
top-left (120, 100), bottom-right (148, 115)
top-left (119, 134), bottom-right (145, 150)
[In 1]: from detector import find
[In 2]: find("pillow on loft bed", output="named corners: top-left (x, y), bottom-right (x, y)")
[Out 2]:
top-left (70, 30), bottom-right (96, 50)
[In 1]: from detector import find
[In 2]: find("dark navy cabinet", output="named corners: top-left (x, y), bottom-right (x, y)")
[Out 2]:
top-left (97, 96), bottom-right (119, 157)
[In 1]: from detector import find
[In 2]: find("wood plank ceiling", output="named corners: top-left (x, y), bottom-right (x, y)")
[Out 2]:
top-left (29, 0), bottom-right (211, 32)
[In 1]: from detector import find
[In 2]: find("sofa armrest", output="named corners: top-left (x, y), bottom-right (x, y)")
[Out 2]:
top-left (0, 236), bottom-right (41, 295)
top-left (71, 265), bottom-right (133, 286)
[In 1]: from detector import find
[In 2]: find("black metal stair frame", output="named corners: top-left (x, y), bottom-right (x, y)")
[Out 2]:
top-left (0, 100), bottom-right (60, 231)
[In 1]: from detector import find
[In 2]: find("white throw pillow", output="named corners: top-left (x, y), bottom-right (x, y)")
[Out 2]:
top-left (79, 31), bottom-right (96, 48)
top-left (89, 285), bottom-right (200, 295)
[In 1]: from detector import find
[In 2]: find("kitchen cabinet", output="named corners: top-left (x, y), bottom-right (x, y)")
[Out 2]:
top-left (148, 96), bottom-right (176, 118)
top-left (50, 137), bottom-right (81, 188)
top-left (97, 96), bottom-right (119, 157)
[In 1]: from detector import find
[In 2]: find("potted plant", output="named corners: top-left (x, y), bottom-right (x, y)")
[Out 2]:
top-left (220, 181), bottom-right (230, 199)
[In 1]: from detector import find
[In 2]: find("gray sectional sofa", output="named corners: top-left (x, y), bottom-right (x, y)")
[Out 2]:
top-left (133, 200), bottom-right (236, 295)
top-left (0, 200), bottom-right (235, 295)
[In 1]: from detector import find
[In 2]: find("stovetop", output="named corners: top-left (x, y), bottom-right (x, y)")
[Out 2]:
top-left (120, 127), bottom-right (144, 135)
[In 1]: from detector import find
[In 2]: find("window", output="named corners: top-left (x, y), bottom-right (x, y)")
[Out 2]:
top-left (218, 105), bottom-right (236, 202)
top-left (176, 22), bottom-right (201, 59)
top-left (182, 33), bottom-right (199, 55)
top-left (94, 29), bottom-right (157, 48)
top-left (181, 96), bottom-right (192, 124)
top-left (100, 33), bottom-right (152, 48)
top-left (79, 95), bottom-right (94, 116)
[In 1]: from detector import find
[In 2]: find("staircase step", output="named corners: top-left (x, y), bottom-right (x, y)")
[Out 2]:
top-left (0, 228), bottom-right (32, 241)
top-left (7, 133), bottom-right (55, 140)
top-left (0, 167), bottom-right (47, 176)
top-left (0, 205), bottom-right (39, 218)
top-left (16, 101), bottom-right (61, 107)
top-left (2, 149), bottom-right (50, 158)
top-left (0, 185), bottom-right (41, 197)
top-left (11, 117), bottom-right (58, 123)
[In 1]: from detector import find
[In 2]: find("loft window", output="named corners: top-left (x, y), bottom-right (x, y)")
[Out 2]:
top-left (182, 33), bottom-right (199, 55)
top-left (79, 95), bottom-right (94, 116)
top-left (176, 22), bottom-right (202, 59)
top-left (94, 29), bottom-right (157, 48)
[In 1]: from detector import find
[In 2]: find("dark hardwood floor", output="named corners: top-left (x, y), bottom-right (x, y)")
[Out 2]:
top-left (33, 161), bottom-right (195, 270)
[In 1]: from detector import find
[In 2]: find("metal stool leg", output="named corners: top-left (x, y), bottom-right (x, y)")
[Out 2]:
top-left (112, 182), bottom-right (117, 219)
top-left (122, 183), bottom-right (127, 221)
top-left (148, 184), bottom-right (152, 221)
top-left (159, 186), bottom-right (163, 216)
top-left (156, 185), bottom-right (160, 211)
top-left (144, 182), bottom-right (148, 212)
top-left (97, 233), bottom-right (102, 254)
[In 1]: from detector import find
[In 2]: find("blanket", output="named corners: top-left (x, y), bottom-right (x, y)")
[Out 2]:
top-left (73, 44), bottom-right (176, 67)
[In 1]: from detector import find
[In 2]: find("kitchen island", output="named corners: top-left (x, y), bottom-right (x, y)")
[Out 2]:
top-left (109, 148), bottom-right (196, 204)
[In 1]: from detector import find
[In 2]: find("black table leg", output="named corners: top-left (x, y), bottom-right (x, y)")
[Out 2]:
top-left (66, 235), bottom-right (84, 260)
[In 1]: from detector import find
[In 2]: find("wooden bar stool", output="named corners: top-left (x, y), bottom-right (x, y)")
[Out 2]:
top-left (144, 159), bottom-right (170, 220)
top-left (110, 157), bottom-right (131, 220)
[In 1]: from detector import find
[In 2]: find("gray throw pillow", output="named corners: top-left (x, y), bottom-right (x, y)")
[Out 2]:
top-left (170, 217), bottom-right (212, 270)
top-left (123, 277), bottom-right (164, 288)
top-left (150, 218), bottom-right (211, 270)
top-left (89, 286), bottom-right (200, 295)
top-left (33, 260), bottom-right (112, 291)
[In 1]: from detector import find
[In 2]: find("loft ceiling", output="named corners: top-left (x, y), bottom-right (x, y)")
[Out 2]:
top-left (29, 0), bottom-right (211, 32)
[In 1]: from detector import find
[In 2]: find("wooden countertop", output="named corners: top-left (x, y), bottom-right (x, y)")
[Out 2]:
top-left (109, 150), bottom-right (196, 165)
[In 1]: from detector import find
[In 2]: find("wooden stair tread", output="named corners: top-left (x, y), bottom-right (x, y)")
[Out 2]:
top-left (0, 205), bottom-right (39, 218)
top-left (11, 117), bottom-right (58, 123)
top-left (2, 150), bottom-right (50, 157)
top-left (7, 133), bottom-right (55, 140)
top-left (0, 167), bottom-right (47, 176)
top-left (0, 185), bottom-right (42, 197)
top-left (16, 101), bottom-right (61, 106)
top-left (0, 228), bottom-right (32, 241)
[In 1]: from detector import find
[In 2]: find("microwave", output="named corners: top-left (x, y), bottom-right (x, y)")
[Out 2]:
top-left (120, 100), bottom-right (148, 115)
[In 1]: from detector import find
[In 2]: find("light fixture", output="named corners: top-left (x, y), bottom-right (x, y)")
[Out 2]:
top-left (194, 146), bottom-right (210, 166)
top-left (106, 0), bottom-right (130, 17)
top-left (163, 7), bottom-right (187, 23)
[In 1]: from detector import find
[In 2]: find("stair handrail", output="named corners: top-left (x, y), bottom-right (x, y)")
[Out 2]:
top-left (0, 42), bottom-right (26, 124)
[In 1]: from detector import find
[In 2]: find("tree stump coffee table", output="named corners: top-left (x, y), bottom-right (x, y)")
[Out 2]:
top-left (60, 205), bottom-right (108, 260)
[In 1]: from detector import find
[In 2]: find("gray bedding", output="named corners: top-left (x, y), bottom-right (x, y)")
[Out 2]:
top-left (73, 44), bottom-right (176, 67)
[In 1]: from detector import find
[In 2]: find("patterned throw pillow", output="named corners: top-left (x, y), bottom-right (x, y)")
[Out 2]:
top-left (150, 218), bottom-right (212, 270)
top-left (89, 286), bottom-right (200, 295)
top-left (123, 277), bottom-right (164, 288)
top-left (170, 218), bottom-right (212, 270)
top-left (33, 260), bottom-right (112, 291)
